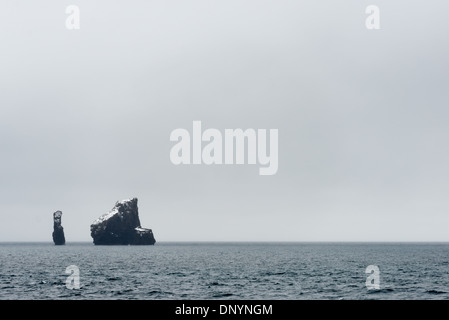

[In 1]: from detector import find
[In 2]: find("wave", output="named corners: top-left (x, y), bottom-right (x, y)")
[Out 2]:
top-left (367, 288), bottom-right (394, 294)
top-left (212, 292), bottom-right (234, 298)
top-left (426, 290), bottom-right (447, 295)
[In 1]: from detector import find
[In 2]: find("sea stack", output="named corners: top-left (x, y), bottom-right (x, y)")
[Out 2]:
top-left (52, 211), bottom-right (66, 245)
top-left (90, 198), bottom-right (156, 245)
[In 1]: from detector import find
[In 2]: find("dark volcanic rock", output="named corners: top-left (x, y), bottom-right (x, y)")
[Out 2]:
top-left (52, 211), bottom-right (65, 245)
top-left (90, 198), bottom-right (156, 245)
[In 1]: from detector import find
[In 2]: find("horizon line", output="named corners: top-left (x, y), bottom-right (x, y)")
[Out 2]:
top-left (1, 240), bottom-right (449, 244)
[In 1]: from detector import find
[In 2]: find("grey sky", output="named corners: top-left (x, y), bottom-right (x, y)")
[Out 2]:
top-left (1, 1), bottom-right (448, 242)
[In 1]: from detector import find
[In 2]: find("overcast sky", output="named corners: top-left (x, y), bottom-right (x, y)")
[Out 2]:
top-left (1, 1), bottom-right (448, 242)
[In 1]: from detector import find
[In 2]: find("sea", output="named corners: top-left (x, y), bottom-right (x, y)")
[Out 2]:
top-left (0, 242), bottom-right (448, 300)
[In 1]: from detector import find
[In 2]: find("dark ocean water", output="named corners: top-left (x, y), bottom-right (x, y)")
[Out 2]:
top-left (0, 242), bottom-right (448, 300)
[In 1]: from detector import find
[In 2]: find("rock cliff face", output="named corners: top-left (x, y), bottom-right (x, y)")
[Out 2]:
top-left (52, 211), bottom-right (65, 245)
top-left (90, 198), bottom-right (156, 245)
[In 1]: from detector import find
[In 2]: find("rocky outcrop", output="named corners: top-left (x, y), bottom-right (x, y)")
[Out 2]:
top-left (90, 198), bottom-right (156, 245)
top-left (52, 211), bottom-right (65, 245)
